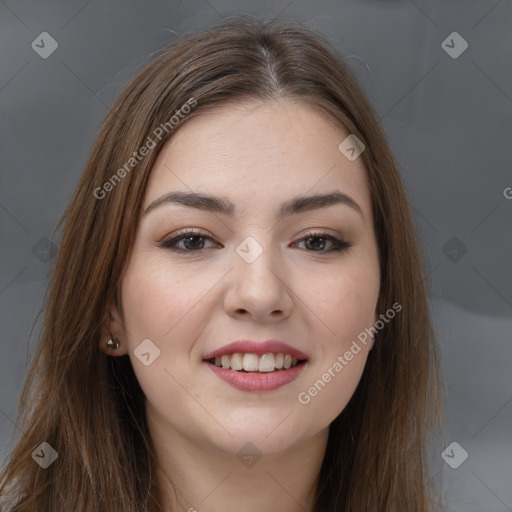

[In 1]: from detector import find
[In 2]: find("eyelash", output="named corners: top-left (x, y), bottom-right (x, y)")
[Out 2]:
top-left (158, 229), bottom-right (352, 254)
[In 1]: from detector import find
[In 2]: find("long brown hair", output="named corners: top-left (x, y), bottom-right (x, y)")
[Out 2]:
top-left (0, 16), bottom-right (444, 511)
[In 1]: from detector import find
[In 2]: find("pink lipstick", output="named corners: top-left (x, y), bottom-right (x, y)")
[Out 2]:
top-left (203, 339), bottom-right (309, 392)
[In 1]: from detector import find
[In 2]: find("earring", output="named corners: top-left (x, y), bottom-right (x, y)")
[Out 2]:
top-left (106, 338), bottom-right (120, 350)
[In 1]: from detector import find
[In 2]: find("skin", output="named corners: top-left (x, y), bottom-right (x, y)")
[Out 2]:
top-left (100, 98), bottom-right (380, 512)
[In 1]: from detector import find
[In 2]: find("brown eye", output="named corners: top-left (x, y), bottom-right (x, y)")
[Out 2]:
top-left (295, 232), bottom-right (352, 253)
top-left (159, 230), bottom-right (217, 252)
top-left (159, 230), bottom-right (351, 254)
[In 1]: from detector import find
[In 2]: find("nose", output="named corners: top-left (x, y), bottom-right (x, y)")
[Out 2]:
top-left (223, 239), bottom-right (293, 323)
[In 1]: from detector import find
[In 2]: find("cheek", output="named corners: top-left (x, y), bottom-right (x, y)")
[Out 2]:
top-left (120, 255), bottom-right (216, 344)
top-left (303, 256), bottom-right (380, 351)
top-left (118, 257), bottom-right (213, 413)
top-left (331, 274), bottom-right (379, 344)
top-left (296, 353), bottom-right (367, 432)
top-left (293, 254), bottom-right (379, 423)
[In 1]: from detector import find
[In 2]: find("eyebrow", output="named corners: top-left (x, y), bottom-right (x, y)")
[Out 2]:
top-left (144, 190), bottom-right (364, 220)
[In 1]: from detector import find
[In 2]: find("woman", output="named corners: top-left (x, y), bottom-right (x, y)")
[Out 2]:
top-left (0, 16), bottom-right (443, 512)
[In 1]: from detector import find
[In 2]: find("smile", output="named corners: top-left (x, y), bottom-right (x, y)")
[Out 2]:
top-left (204, 355), bottom-right (308, 392)
top-left (202, 339), bottom-right (309, 391)
top-left (209, 352), bottom-right (302, 372)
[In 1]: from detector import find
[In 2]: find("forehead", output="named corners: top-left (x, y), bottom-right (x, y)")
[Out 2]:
top-left (144, 99), bottom-right (372, 221)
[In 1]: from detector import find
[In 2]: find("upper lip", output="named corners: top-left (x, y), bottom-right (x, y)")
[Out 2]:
top-left (203, 340), bottom-right (309, 360)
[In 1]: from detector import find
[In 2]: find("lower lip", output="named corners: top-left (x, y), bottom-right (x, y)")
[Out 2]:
top-left (205, 361), bottom-right (307, 392)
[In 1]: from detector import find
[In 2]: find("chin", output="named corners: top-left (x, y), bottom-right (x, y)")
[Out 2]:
top-left (207, 410), bottom-right (314, 456)
top-left (211, 430), bottom-right (302, 459)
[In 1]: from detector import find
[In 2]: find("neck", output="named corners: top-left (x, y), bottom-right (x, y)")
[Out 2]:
top-left (146, 407), bottom-right (328, 512)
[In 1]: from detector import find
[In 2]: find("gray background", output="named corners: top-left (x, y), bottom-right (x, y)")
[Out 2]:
top-left (1, 1), bottom-right (511, 510)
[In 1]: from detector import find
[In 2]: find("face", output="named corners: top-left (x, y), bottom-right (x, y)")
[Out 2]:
top-left (106, 98), bottom-right (380, 456)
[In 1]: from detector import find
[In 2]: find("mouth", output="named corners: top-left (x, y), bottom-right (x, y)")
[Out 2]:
top-left (202, 340), bottom-right (309, 391)
top-left (203, 351), bottom-right (308, 392)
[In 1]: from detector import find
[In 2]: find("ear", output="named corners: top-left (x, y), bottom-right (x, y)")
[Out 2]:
top-left (99, 300), bottom-right (129, 357)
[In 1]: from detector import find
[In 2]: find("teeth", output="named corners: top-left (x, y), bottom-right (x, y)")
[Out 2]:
top-left (258, 353), bottom-right (275, 372)
top-left (230, 353), bottom-right (243, 370)
top-left (242, 353), bottom-right (259, 372)
top-left (210, 352), bottom-right (302, 372)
